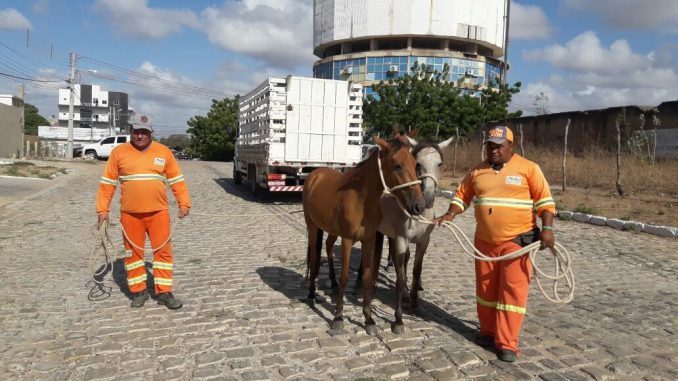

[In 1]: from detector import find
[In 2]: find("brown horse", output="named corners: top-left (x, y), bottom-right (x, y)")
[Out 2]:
top-left (302, 134), bottom-right (425, 335)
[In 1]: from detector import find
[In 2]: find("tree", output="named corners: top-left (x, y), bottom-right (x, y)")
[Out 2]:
top-left (24, 103), bottom-right (49, 135)
top-left (159, 134), bottom-right (190, 151)
top-left (186, 96), bottom-right (239, 161)
top-left (533, 91), bottom-right (550, 115)
top-left (364, 63), bottom-right (522, 141)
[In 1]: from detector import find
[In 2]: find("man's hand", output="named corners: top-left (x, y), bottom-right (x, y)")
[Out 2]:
top-left (539, 229), bottom-right (555, 250)
top-left (433, 212), bottom-right (456, 226)
top-left (179, 206), bottom-right (190, 219)
top-left (97, 213), bottom-right (109, 229)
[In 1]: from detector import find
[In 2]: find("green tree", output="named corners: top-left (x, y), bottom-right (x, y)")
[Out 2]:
top-left (24, 103), bottom-right (49, 136)
top-left (364, 63), bottom-right (522, 141)
top-left (186, 96), bottom-right (239, 161)
top-left (159, 134), bottom-right (190, 151)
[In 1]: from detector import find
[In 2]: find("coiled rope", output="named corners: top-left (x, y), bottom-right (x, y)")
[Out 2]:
top-left (376, 148), bottom-right (575, 304)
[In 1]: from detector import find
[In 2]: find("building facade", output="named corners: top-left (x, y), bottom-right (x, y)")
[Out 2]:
top-left (312, 0), bottom-right (507, 96)
top-left (57, 84), bottom-right (130, 133)
top-left (0, 94), bottom-right (24, 158)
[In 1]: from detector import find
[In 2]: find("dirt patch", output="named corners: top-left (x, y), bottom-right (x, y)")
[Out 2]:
top-left (0, 162), bottom-right (69, 179)
top-left (438, 173), bottom-right (677, 228)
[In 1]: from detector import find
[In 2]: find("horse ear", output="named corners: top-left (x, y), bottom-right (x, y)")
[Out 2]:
top-left (406, 136), bottom-right (418, 147)
top-left (407, 128), bottom-right (420, 138)
top-left (438, 136), bottom-right (454, 150)
top-left (373, 136), bottom-right (389, 151)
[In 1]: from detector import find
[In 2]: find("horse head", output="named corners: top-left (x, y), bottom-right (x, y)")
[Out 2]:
top-left (374, 134), bottom-right (426, 216)
top-left (408, 136), bottom-right (454, 209)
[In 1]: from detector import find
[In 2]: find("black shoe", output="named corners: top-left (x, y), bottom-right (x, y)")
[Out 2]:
top-left (474, 333), bottom-right (495, 348)
top-left (157, 292), bottom-right (183, 310)
top-left (498, 349), bottom-right (517, 362)
top-left (130, 290), bottom-right (149, 308)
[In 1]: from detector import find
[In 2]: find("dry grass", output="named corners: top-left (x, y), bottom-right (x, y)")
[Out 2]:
top-left (0, 162), bottom-right (67, 179)
top-left (438, 143), bottom-right (678, 227)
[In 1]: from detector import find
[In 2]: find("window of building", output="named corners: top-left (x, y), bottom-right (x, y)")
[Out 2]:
top-left (102, 100), bottom-right (107, 105)
top-left (114, 100), bottom-right (119, 106)
top-left (93, 98), bottom-right (98, 105)
top-left (377, 39), bottom-right (407, 51)
top-left (349, 40), bottom-right (370, 53)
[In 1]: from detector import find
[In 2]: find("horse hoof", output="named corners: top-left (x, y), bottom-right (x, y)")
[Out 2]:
top-left (332, 319), bottom-right (344, 330)
top-left (365, 323), bottom-right (378, 336)
top-left (391, 323), bottom-right (405, 335)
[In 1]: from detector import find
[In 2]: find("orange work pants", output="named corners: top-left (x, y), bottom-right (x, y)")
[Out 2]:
top-left (121, 210), bottom-right (173, 294)
top-left (474, 238), bottom-right (532, 353)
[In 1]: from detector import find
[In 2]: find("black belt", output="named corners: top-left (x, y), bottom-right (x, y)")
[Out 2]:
top-left (511, 227), bottom-right (541, 247)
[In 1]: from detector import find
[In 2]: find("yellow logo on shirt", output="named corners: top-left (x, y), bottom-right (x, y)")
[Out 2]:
top-left (154, 158), bottom-right (166, 166)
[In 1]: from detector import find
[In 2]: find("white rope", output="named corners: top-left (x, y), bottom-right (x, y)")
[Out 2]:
top-left (375, 152), bottom-right (575, 304)
top-left (375, 146), bottom-right (423, 196)
top-left (88, 220), bottom-right (125, 286)
top-left (119, 218), bottom-right (180, 253)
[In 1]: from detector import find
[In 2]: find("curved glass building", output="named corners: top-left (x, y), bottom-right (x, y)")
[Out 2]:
top-left (312, 0), bottom-right (507, 96)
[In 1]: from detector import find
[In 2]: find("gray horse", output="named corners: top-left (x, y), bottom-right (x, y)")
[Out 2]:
top-left (322, 137), bottom-right (453, 333)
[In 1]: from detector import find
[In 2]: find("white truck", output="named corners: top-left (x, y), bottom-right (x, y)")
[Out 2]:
top-left (82, 135), bottom-right (131, 159)
top-left (233, 76), bottom-right (364, 195)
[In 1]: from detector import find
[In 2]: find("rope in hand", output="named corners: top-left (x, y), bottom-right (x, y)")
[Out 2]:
top-left (87, 219), bottom-right (125, 300)
top-left (375, 147), bottom-right (575, 304)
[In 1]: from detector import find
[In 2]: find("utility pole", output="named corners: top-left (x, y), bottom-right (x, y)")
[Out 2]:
top-left (501, 0), bottom-right (511, 85)
top-left (112, 107), bottom-right (117, 136)
top-left (66, 52), bottom-right (77, 159)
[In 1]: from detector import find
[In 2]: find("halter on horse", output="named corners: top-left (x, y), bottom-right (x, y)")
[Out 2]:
top-left (302, 134), bottom-right (424, 335)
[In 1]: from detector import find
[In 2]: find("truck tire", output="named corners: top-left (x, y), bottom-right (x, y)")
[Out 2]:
top-left (233, 166), bottom-right (242, 185)
top-left (248, 165), bottom-right (258, 197)
top-left (84, 150), bottom-right (98, 160)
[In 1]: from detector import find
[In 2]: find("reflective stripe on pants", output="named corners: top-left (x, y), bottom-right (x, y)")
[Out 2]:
top-left (474, 237), bottom-right (532, 353)
top-left (121, 210), bottom-right (174, 294)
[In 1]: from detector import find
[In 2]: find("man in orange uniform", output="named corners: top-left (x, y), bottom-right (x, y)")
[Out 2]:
top-left (96, 123), bottom-right (191, 309)
top-left (435, 126), bottom-right (556, 362)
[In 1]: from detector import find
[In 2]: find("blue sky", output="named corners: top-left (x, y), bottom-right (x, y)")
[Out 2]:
top-left (0, 0), bottom-right (677, 136)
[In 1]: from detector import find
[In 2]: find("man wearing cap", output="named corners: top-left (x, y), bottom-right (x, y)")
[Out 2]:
top-left (435, 125), bottom-right (556, 362)
top-left (96, 123), bottom-right (191, 309)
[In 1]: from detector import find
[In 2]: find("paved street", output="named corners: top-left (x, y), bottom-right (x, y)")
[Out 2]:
top-left (0, 160), bottom-right (676, 381)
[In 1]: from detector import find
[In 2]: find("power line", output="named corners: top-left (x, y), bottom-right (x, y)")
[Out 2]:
top-left (0, 70), bottom-right (64, 83)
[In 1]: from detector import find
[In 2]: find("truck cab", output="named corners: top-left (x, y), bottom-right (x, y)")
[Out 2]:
top-left (82, 135), bottom-right (130, 160)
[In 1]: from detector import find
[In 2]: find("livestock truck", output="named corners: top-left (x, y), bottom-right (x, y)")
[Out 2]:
top-left (233, 76), bottom-right (364, 195)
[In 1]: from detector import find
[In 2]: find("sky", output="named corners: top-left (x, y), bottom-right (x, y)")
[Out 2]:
top-left (0, 0), bottom-right (677, 137)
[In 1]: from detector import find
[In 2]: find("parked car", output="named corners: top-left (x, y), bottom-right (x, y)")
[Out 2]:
top-left (82, 135), bottom-right (130, 160)
top-left (173, 150), bottom-right (191, 160)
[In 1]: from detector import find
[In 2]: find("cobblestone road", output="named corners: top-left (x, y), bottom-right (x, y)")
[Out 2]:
top-left (0, 161), bottom-right (676, 381)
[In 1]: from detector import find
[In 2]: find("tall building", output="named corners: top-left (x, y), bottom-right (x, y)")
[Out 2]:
top-left (313, 0), bottom-right (507, 96)
top-left (57, 84), bottom-right (130, 132)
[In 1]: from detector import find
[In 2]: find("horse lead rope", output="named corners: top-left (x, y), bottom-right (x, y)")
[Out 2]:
top-left (376, 150), bottom-right (575, 304)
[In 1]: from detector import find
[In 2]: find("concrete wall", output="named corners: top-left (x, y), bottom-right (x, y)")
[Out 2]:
top-left (0, 103), bottom-right (23, 158)
top-left (486, 100), bottom-right (678, 158)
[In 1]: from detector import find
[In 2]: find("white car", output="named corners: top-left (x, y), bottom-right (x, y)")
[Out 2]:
top-left (82, 135), bottom-right (130, 160)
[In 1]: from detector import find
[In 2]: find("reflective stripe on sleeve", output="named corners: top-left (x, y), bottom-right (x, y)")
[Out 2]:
top-left (167, 175), bottom-right (185, 185)
top-left (451, 197), bottom-right (467, 212)
top-left (100, 176), bottom-right (118, 185)
top-left (534, 197), bottom-right (556, 209)
top-left (474, 197), bottom-right (534, 209)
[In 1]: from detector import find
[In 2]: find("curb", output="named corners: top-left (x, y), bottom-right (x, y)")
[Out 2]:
top-left (436, 190), bottom-right (677, 239)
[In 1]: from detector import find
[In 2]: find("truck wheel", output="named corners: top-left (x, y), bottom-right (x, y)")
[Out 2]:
top-left (248, 166), bottom-right (258, 197)
top-left (84, 151), bottom-right (98, 160)
top-left (233, 166), bottom-right (242, 185)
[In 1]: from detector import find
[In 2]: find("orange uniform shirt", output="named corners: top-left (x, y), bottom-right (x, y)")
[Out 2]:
top-left (96, 142), bottom-right (191, 214)
top-left (452, 154), bottom-right (556, 244)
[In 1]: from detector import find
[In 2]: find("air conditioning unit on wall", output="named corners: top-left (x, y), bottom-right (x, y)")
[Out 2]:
top-left (388, 65), bottom-right (398, 72)
top-left (341, 66), bottom-right (353, 75)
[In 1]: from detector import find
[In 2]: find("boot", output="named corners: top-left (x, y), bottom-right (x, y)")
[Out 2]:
top-left (157, 292), bottom-right (183, 310)
top-left (130, 290), bottom-right (149, 308)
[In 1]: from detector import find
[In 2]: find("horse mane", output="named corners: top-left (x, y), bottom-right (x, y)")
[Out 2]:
top-left (412, 141), bottom-right (444, 161)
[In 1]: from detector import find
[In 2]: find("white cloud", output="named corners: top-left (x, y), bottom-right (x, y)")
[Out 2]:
top-left (0, 8), bottom-right (33, 30)
top-left (200, 0), bottom-right (316, 70)
top-left (564, 0), bottom-right (678, 29)
top-left (92, 0), bottom-right (199, 39)
top-left (515, 32), bottom-right (678, 114)
top-left (510, 3), bottom-right (553, 40)
top-left (524, 31), bottom-right (650, 74)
